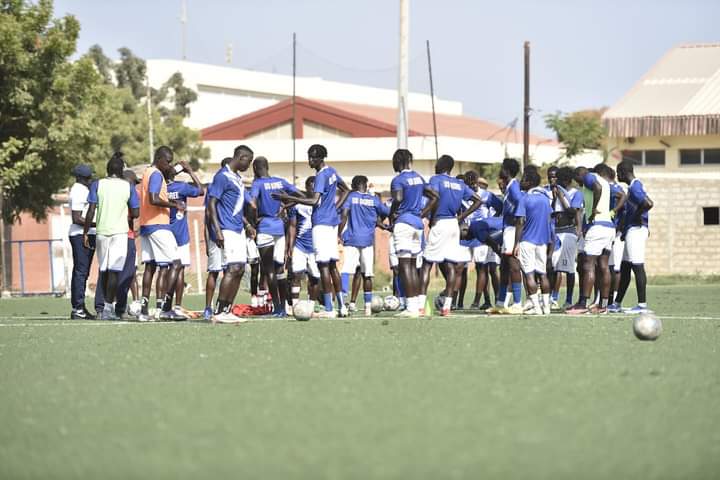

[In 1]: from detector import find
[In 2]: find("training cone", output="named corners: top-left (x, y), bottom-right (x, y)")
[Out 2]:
top-left (425, 296), bottom-right (434, 317)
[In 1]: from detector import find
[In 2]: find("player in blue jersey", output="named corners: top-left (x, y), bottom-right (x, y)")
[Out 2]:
top-left (249, 156), bottom-right (302, 317)
top-left (388, 149), bottom-right (438, 318)
top-left (513, 168), bottom-right (554, 315)
top-left (274, 144), bottom-right (350, 318)
top-left (286, 176), bottom-right (321, 307)
top-left (202, 157), bottom-right (231, 320)
top-left (489, 158), bottom-right (525, 314)
top-left (421, 155), bottom-right (483, 316)
top-left (166, 161), bottom-right (204, 313)
top-left (611, 160), bottom-right (654, 314)
top-left (207, 145), bottom-right (254, 323)
top-left (567, 164), bottom-right (618, 314)
top-left (459, 217), bottom-right (503, 264)
top-left (549, 166), bottom-right (584, 309)
top-left (338, 175), bottom-right (390, 316)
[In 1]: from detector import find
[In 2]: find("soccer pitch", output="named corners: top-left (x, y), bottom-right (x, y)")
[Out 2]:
top-left (1, 283), bottom-right (719, 478)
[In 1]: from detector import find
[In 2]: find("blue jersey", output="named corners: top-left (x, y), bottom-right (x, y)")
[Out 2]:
top-left (140, 170), bottom-right (170, 236)
top-left (624, 178), bottom-right (649, 231)
top-left (167, 181), bottom-right (202, 246)
top-left (289, 204), bottom-right (314, 254)
top-left (429, 174), bottom-right (475, 219)
top-left (502, 178), bottom-right (523, 227)
top-left (391, 169), bottom-right (426, 229)
top-left (468, 217), bottom-right (503, 245)
top-left (555, 187), bottom-right (584, 234)
top-left (250, 176), bottom-right (301, 236)
top-left (516, 187), bottom-right (553, 245)
top-left (312, 166), bottom-right (343, 227)
top-left (459, 189), bottom-right (492, 248)
top-left (341, 192), bottom-right (389, 248)
top-left (207, 166), bottom-right (247, 233)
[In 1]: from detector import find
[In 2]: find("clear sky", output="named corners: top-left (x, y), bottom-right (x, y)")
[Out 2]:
top-left (55, 0), bottom-right (720, 137)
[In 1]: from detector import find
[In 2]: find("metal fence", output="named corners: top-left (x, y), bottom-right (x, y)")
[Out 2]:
top-left (4, 239), bottom-right (68, 296)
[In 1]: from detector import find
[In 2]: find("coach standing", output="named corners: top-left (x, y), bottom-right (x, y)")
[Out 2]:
top-left (68, 164), bottom-right (98, 319)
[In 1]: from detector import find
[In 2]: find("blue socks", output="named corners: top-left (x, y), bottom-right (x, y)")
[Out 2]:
top-left (498, 284), bottom-right (507, 305)
top-left (336, 292), bottom-right (345, 309)
top-left (394, 275), bottom-right (405, 298)
top-left (363, 292), bottom-right (372, 304)
top-left (511, 282), bottom-right (522, 304)
top-left (341, 273), bottom-right (350, 295)
top-left (323, 293), bottom-right (333, 312)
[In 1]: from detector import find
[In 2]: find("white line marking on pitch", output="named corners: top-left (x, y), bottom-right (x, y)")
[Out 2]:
top-left (1, 314), bottom-right (720, 327)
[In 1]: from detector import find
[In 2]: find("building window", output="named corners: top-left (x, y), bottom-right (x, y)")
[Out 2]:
top-left (703, 207), bottom-right (720, 226)
top-left (680, 148), bottom-right (720, 166)
top-left (622, 149), bottom-right (665, 166)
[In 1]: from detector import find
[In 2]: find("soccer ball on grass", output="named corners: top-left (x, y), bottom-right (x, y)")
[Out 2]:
top-left (384, 295), bottom-right (400, 311)
top-left (370, 295), bottom-right (385, 314)
top-left (293, 300), bottom-right (314, 321)
top-left (633, 313), bottom-right (662, 341)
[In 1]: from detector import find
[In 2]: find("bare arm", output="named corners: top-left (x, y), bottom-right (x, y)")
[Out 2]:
top-left (338, 208), bottom-right (350, 241)
top-left (150, 192), bottom-right (182, 210)
top-left (457, 194), bottom-right (483, 223)
top-left (513, 217), bottom-right (525, 257)
top-left (421, 187), bottom-right (439, 219)
top-left (613, 190), bottom-right (627, 217)
top-left (589, 181), bottom-right (601, 222)
top-left (180, 161), bottom-right (204, 193)
top-left (72, 210), bottom-right (94, 227)
top-left (82, 204), bottom-right (96, 248)
top-left (208, 197), bottom-right (224, 248)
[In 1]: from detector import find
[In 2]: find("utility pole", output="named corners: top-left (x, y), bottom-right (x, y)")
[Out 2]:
top-left (397, 0), bottom-right (409, 149)
top-left (180, 0), bottom-right (187, 60)
top-left (147, 76), bottom-right (154, 163)
top-left (426, 40), bottom-right (439, 161)
top-left (225, 43), bottom-right (233, 64)
top-left (292, 32), bottom-right (297, 186)
top-left (523, 41), bottom-right (530, 170)
top-left (0, 180), bottom-right (9, 297)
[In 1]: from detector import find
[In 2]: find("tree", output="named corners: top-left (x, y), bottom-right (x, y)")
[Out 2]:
top-left (544, 109), bottom-right (608, 159)
top-left (0, 0), bottom-right (110, 221)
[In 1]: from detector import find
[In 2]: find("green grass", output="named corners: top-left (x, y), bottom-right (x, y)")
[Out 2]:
top-left (1, 285), bottom-right (720, 478)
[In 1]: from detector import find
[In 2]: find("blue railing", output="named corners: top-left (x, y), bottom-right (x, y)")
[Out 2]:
top-left (5, 239), bottom-right (66, 296)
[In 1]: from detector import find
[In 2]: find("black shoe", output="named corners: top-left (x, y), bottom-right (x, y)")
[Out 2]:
top-left (83, 308), bottom-right (97, 320)
top-left (470, 302), bottom-right (481, 309)
top-left (71, 309), bottom-right (91, 320)
top-left (478, 302), bottom-right (493, 311)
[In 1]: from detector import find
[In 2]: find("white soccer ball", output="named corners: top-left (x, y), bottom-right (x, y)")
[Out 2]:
top-left (293, 300), bottom-right (314, 321)
top-left (128, 300), bottom-right (143, 317)
top-left (370, 295), bottom-right (385, 314)
top-left (384, 295), bottom-right (400, 311)
top-left (633, 313), bottom-right (662, 341)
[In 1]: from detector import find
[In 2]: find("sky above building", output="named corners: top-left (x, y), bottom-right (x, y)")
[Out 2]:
top-left (55, 0), bottom-right (719, 137)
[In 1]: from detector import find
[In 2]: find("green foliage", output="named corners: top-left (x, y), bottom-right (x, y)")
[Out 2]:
top-left (0, 1), bottom-right (208, 222)
top-left (544, 109), bottom-right (607, 158)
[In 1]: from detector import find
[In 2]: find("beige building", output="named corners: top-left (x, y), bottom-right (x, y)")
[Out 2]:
top-left (603, 43), bottom-right (720, 275)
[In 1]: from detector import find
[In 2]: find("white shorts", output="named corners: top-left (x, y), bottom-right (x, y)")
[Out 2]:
top-left (292, 247), bottom-right (320, 279)
top-left (246, 237), bottom-right (259, 264)
top-left (518, 241), bottom-right (547, 275)
top-left (141, 228), bottom-right (179, 266)
top-left (393, 223), bottom-right (423, 258)
top-left (502, 226), bottom-right (516, 255)
top-left (221, 229), bottom-right (247, 267)
top-left (424, 218), bottom-right (463, 263)
top-left (312, 225), bottom-right (339, 263)
top-left (342, 245), bottom-right (374, 276)
top-left (623, 226), bottom-right (648, 265)
top-left (256, 233), bottom-right (286, 265)
top-left (178, 243), bottom-right (191, 267)
top-left (458, 245), bottom-right (472, 264)
top-left (97, 233), bottom-right (128, 272)
top-left (486, 249), bottom-right (500, 265)
top-left (609, 232), bottom-right (624, 271)
top-left (472, 245), bottom-right (489, 264)
top-left (577, 236), bottom-right (585, 254)
top-left (207, 239), bottom-right (223, 272)
top-left (388, 235), bottom-right (398, 268)
top-left (583, 224), bottom-right (615, 256)
top-left (551, 232), bottom-right (578, 273)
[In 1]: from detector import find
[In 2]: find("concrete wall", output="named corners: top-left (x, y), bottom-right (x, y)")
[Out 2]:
top-left (607, 134), bottom-right (720, 275)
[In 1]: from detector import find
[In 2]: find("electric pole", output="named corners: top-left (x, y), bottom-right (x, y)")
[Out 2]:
top-left (397, 0), bottom-right (409, 149)
top-left (523, 41), bottom-right (530, 169)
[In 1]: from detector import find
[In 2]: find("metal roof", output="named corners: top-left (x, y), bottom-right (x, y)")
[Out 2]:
top-left (603, 44), bottom-right (720, 137)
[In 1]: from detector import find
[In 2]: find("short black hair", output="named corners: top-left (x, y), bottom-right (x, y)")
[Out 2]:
top-left (501, 157), bottom-right (520, 177)
top-left (234, 145), bottom-right (253, 159)
top-left (308, 144), bottom-right (327, 159)
top-left (123, 169), bottom-right (138, 184)
top-left (351, 175), bottom-right (368, 190)
top-left (253, 156), bottom-right (269, 171)
top-left (221, 157), bottom-right (232, 167)
top-left (617, 159), bottom-right (634, 175)
top-left (594, 163), bottom-right (611, 178)
top-left (107, 151), bottom-right (125, 176)
top-left (557, 166), bottom-right (574, 186)
top-left (154, 145), bottom-right (173, 163)
top-left (305, 175), bottom-right (315, 190)
top-left (522, 168), bottom-right (541, 188)
top-left (437, 154), bottom-right (454, 173)
top-left (525, 164), bottom-right (538, 174)
top-left (392, 149), bottom-right (413, 167)
top-left (548, 165), bottom-right (559, 174)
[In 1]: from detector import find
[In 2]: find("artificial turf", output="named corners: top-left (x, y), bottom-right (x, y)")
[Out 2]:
top-left (1, 284), bottom-right (719, 479)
